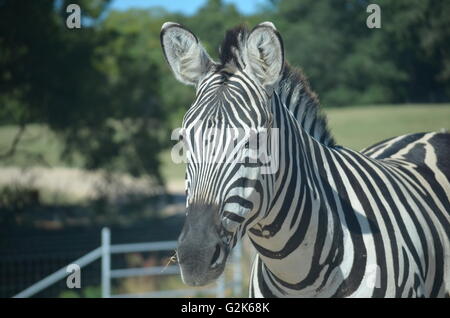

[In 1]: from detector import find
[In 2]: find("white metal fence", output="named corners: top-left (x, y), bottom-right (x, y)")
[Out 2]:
top-left (14, 227), bottom-right (242, 298)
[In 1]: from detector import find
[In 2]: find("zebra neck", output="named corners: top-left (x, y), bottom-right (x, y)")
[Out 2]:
top-left (275, 65), bottom-right (335, 146)
top-left (248, 96), bottom-right (346, 295)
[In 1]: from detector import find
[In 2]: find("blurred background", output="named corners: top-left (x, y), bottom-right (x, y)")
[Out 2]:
top-left (0, 0), bottom-right (449, 298)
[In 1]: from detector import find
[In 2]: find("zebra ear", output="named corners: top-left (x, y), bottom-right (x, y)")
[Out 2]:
top-left (246, 22), bottom-right (284, 90)
top-left (160, 22), bottom-right (215, 86)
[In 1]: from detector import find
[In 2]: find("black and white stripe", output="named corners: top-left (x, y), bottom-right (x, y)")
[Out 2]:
top-left (161, 22), bottom-right (450, 297)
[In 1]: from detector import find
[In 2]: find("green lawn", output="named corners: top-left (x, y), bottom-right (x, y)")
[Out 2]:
top-left (1, 104), bottom-right (449, 183)
top-left (326, 104), bottom-right (450, 151)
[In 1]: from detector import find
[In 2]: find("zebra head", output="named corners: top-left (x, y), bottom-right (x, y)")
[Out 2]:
top-left (161, 22), bottom-right (284, 286)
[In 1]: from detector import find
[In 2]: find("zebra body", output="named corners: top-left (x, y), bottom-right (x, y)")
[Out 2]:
top-left (249, 101), bottom-right (450, 297)
top-left (160, 22), bottom-right (450, 297)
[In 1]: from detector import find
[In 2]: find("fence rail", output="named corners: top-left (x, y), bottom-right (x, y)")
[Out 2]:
top-left (13, 227), bottom-right (242, 298)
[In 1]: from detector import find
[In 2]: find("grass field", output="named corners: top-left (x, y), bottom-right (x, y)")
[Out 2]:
top-left (326, 104), bottom-right (450, 150)
top-left (1, 104), bottom-right (449, 183)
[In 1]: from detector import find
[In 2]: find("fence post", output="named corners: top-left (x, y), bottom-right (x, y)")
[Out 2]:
top-left (101, 227), bottom-right (111, 298)
top-left (216, 275), bottom-right (225, 298)
top-left (232, 242), bottom-right (242, 297)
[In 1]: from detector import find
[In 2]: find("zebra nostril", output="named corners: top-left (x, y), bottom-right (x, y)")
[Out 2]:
top-left (210, 244), bottom-right (221, 268)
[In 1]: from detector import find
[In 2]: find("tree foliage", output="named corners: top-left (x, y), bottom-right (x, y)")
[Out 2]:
top-left (0, 0), bottom-right (168, 181)
top-left (263, 0), bottom-right (450, 106)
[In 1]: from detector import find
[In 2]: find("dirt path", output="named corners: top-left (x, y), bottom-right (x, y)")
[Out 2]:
top-left (0, 166), bottom-right (165, 201)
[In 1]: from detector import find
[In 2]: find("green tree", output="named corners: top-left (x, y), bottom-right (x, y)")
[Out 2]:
top-left (263, 0), bottom-right (449, 106)
top-left (377, 0), bottom-right (450, 102)
top-left (0, 0), bottom-right (168, 181)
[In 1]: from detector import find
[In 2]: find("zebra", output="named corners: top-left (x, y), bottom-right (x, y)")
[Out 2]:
top-left (160, 21), bottom-right (450, 297)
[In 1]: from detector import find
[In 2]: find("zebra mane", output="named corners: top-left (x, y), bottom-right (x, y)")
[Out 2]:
top-left (219, 24), bottom-right (249, 69)
top-left (277, 64), bottom-right (335, 146)
top-left (219, 25), bottom-right (335, 147)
